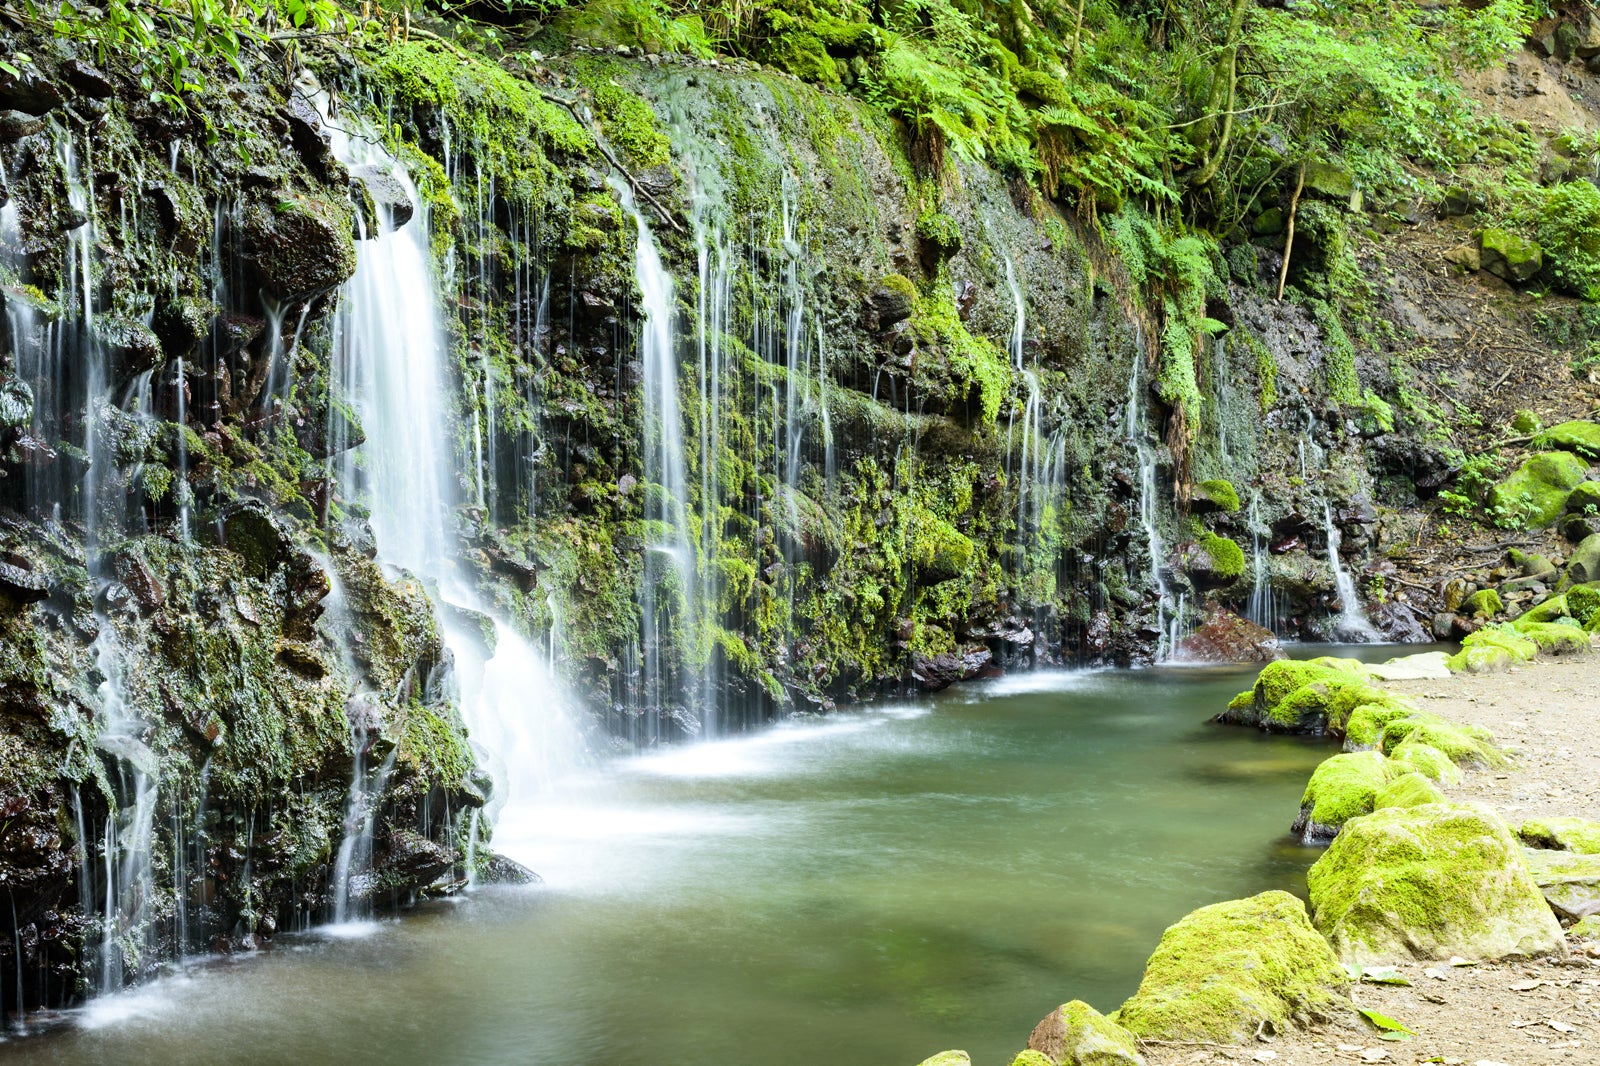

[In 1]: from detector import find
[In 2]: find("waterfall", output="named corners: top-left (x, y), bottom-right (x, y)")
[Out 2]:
top-left (322, 99), bottom-right (583, 867)
top-left (1246, 489), bottom-right (1278, 632)
top-left (619, 185), bottom-right (696, 739)
top-left (1124, 328), bottom-right (1175, 658)
top-left (1323, 502), bottom-right (1378, 641)
top-left (693, 205), bottom-right (734, 728)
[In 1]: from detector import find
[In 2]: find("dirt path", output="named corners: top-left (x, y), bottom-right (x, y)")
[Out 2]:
top-left (1142, 655), bottom-right (1600, 1066)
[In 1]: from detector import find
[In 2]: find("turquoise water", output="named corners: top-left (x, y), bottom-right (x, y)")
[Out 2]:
top-left (4, 661), bottom-right (1356, 1066)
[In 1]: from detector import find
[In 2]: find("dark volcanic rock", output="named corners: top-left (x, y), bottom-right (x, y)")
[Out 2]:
top-left (1175, 609), bottom-right (1284, 663)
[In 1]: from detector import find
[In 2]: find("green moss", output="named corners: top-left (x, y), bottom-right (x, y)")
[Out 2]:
top-left (1115, 891), bottom-right (1349, 1043)
top-left (1518, 816), bottom-right (1600, 854)
top-left (1464, 588), bottom-right (1502, 618)
top-left (1195, 479), bottom-right (1240, 513)
top-left (1199, 533), bottom-right (1244, 580)
top-left (1388, 740), bottom-right (1463, 785)
top-left (1486, 451), bottom-right (1589, 529)
top-left (1010, 1053), bottom-right (1054, 1066)
top-left (914, 1053), bottom-right (972, 1066)
top-left (1568, 584), bottom-right (1600, 628)
top-left (1024, 1000), bottom-right (1141, 1065)
top-left (1377, 712), bottom-right (1504, 768)
top-left (1299, 751), bottom-right (1396, 833)
top-left (571, 57), bottom-right (672, 169)
top-left (1446, 623), bottom-right (1538, 673)
top-left (1374, 771), bottom-right (1445, 810)
top-left (1511, 619), bottom-right (1593, 655)
top-left (1219, 657), bottom-right (1380, 733)
top-left (1343, 700), bottom-right (1419, 750)
top-left (1534, 420), bottom-right (1600, 459)
top-left (1308, 803), bottom-right (1565, 964)
top-left (1517, 594), bottom-right (1571, 625)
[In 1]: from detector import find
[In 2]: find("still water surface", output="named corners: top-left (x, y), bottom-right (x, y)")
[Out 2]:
top-left (5, 657), bottom-right (1384, 1066)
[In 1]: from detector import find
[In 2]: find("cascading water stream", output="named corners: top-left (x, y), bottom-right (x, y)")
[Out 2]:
top-left (320, 97), bottom-right (583, 868)
top-left (1124, 328), bottom-right (1175, 657)
top-left (1246, 489), bottom-right (1278, 632)
top-left (1323, 502), bottom-right (1379, 641)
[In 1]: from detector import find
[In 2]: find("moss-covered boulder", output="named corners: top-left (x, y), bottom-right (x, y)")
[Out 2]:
top-left (1183, 533), bottom-right (1245, 589)
top-left (1446, 623), bottom-right (1539, 673)
top-left (915, 1053), bottom-right (972, 1066)
top-left (1519, 817), bottom-right (1600, 854)
top-left (1011, 1053), bottom-right (1055, 1066)
top-left (1343, 701), bottom-right (1420, 750)
top-left (1217, 657), bottom-right (1382, 734)
top-left (1510, 619), bottom-right (1593, 655)
top-left (1115, 891), bottom-right (1349, 1043)
top-left (1479, 227), bottom-right (1543, 283)
top-left (1535, 420), bottom-right (1600, 460)
top-left (1191, 479), bottom-right (1241, 515)
top-left (1566, 533), bottom-right (1600, 586)
top-left (1308, 803), bottom-right (1565, 964)
top-left (1389, 740), bottom-right (1463, 785)
top-left (1377, 712), bottom-right (1503, 768)
top-left (1025, 1000), bottom-right (1144, 1066)
top-left (1487, 452), bottom-right (1590, 529)
top-left (1464, 588), bottom-right (1502, 619)
top-left (1516, 594), bottom-right (1571, 625)
top-left (1566, 480), bottom-right (1600, 516)
top-left (1293, 751), bottom-right (1397, 843)
top-left (1568, 584), bottom-right (1600, 628)
top-left (1373, 772), bottom-right (1445, 810)
top-left (1521, 849), bottom-right (1600, 922)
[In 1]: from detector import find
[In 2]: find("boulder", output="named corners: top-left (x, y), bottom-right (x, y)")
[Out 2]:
top-left (1026, 1000), bottom-right (1143, 1066)
top-left (1518, 817), bottom-right (1600, 854)
top-left (1510, 619), bottom-right (1592, 655)
top-left (1479, 228), bottom-right (1542, 283)
top-left (1375, 711), bottom-right (1503, 768)
top-left (349, 163), bottom-right (415, 233)
top-left (1308, 803), bottom-right (1565, 964)
top-left (1174, 609), bottom-right (1283, 663)
top-left (1535, 420), bottom-right (1600, 460)
top-left (915, 1054), bottom-right (971, 1066)
top-left (1522, 849), bottom-right (1600, 923)
top-left (1217, 657), bottom-right (1393, 735)
top-left (1292, 751), bottom-right (1396, 844)
top-left (1464, 588), bottom-right (1502, 618)
top-left (1366, 651), bottom-right (1451, 681)
top-left (1388, 741), bottom-right (1463, 785)
top-left (1566, 533), bottom-right (1600, 585)
top-left (908, 646), bottom-right (995, 692)
top-left (1447, 623), bottom-right (1538, 673)
top-left (242, 191), bottom-right (358, 302)
top-left (1181, 534), bottom-right (1244, 589)
top-left (1372, 771), bottom-right (1445, 811)
top-left (477, 850), bottom-right (542, 885)
top-left (0, 559), bottom-right (49, 607)
top-left (1487, 452), bottom-right (1589, 529)
top-left (1115, 891), bottom-right (1349, 1043)
top-left (1566, 481), bottom-right (1600, 515)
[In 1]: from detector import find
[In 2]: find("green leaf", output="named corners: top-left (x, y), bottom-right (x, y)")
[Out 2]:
top-left (1356, 1006), bottom-right (1416, 1035)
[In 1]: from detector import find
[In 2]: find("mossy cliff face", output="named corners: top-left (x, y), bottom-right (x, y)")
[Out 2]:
top-left (0, 33), bottom-right (493, 1013)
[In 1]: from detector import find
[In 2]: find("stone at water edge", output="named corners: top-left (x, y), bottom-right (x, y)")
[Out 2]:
top-left (1308, 803), bottom-right (1565, 965)
top-left (1518, 817), bottom-right (1600, 854)
top-left (1366, 651), bottom-right (1451, 681)
top-left (1025, 999), bottom-right (1143, 1066)
top-left (1174, 608), bottom-right (1284, 663)
top-left (1114, 890), bottom-right (1349, 1044)
top-left (1372, 771), bottom-right (1445, 810)
top-left (1293, 751), bottom-right (1397, 844)
top-left (1010, 1053), bottom-right (1055, 1066)
top-left (1522, 849), bottom-right (1600, 922)
top-left (914, 1053), bottom-right (971, 1066)
top-left (1216, 657), bottom-right (1385, 734)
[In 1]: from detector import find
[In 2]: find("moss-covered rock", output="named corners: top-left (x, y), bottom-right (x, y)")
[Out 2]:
top-left (1293, 751), bottom-right (1397, 843)
top-left (1373, 771), bottom-right (1445, 810)
top-left (1446, 623), bottom-right (1539, 673)
top-left (1388, 740), bottom-right (1463, 785)
top-left (1479, 227), bottom-right (1543, 283)
top-left (1464, 588), bottom-right (1502, 619)
top-left (1217, 657), bottom-right (1378, 734)
top-left (1191, 479), bottom-right (1241, 514)
top-left (1308, 803), bottom-right (1565, 964)
top-left (1566, 534), bottom-right (1600, 586)
top-left (1115, 891), bottom-right (1349, 1044)
top-left (1343, 701), bottom-right (1420, 750)
top-left (1011, 1053), bottom-right (1056, 1066)
top-left (1184, 533), bottom-right (1245, 588)
top-left (1510, 619), bottom-right (1593, 655)
top-left (1535, 420), bottom-right (1600, 460)
top-left (1025, 1000), bottom-right (1144, 1066)
top-left (1377, 712), bottom-right (1504, 768)
top-left (915, 1053), bottom-right (972, 1066)
top-left (1487, 452), bottom-right (1590, 529)
top-left (1567, 584), bottom-right (1600, 628)
top-left (1519, 817), bottom-right (1600, 854)
top-left (1521, 848), bottom-right (1600, 923)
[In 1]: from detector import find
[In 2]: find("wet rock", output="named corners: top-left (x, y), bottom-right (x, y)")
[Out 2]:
top-left (1174, 608), bottom-right (1283, 663)
top-left (154, 296), bottom-right (218, 361)
top-left (241, 191), bottom-right (358, 302)
top-left (375, 829), bottom-right (455, 897)
top-left (477, 850), bottom-right (542, 885)
top-left (211, 500), bottom-right (293, 577)
top-left (865, 274), bottom-right (915, 329)
top-left (94, 315), bottom-right (164, 381)
top-left (349, 164), bottom-right (415, 232)
top-left (0, 67), bottom-right (63, 115)
top-left (0, 559), bottom-right (49, 607)
top-left (1309, 803), bottom-right (1564, 963)
top-left (112, 551), bottom-right (165, 613)
top-left (276, 639), bottom-right (327, 678)
top-left (909, 646), bottom-right (995, 692)
top-left (63, 59), bottom-right (115, 99)
top-left (1292, 751), bottom-right (1394, 844)
top-left (0, 109), bottom-right (45, 141)
top-left (1367, 599), bottom-right (1429, 643)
